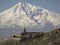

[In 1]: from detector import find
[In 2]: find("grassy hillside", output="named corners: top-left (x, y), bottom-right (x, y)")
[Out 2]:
top-left (0, 28), bottom-right (60, 45)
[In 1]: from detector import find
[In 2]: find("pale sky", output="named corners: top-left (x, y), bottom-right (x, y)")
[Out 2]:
top-left (0, 0), bottom-right (60, 14)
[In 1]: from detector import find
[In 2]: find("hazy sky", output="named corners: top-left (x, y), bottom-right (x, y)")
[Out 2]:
top-left (0, 0), bottom-right (60, 14)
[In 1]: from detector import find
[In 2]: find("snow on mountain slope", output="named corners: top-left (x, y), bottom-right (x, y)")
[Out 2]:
top-left (0, 2), bottom-right (60, 32)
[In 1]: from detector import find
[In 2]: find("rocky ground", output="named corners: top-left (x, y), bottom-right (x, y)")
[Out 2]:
top-left (0, 28), bottom-right (60, 45)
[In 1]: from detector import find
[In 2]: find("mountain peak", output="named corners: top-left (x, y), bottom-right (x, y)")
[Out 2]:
top-left (0, 2), bottom-right (60, 32)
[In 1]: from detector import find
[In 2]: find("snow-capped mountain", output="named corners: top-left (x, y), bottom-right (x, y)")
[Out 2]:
top-left (0, 2), bottom-right (60, 32)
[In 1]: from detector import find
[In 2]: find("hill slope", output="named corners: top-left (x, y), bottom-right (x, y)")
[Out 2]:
top-left (0, 28), bottom-right (60, 45)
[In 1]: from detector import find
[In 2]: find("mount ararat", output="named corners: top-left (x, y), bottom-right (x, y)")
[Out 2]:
top-left (0, 2), bottom-right (60, 32)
